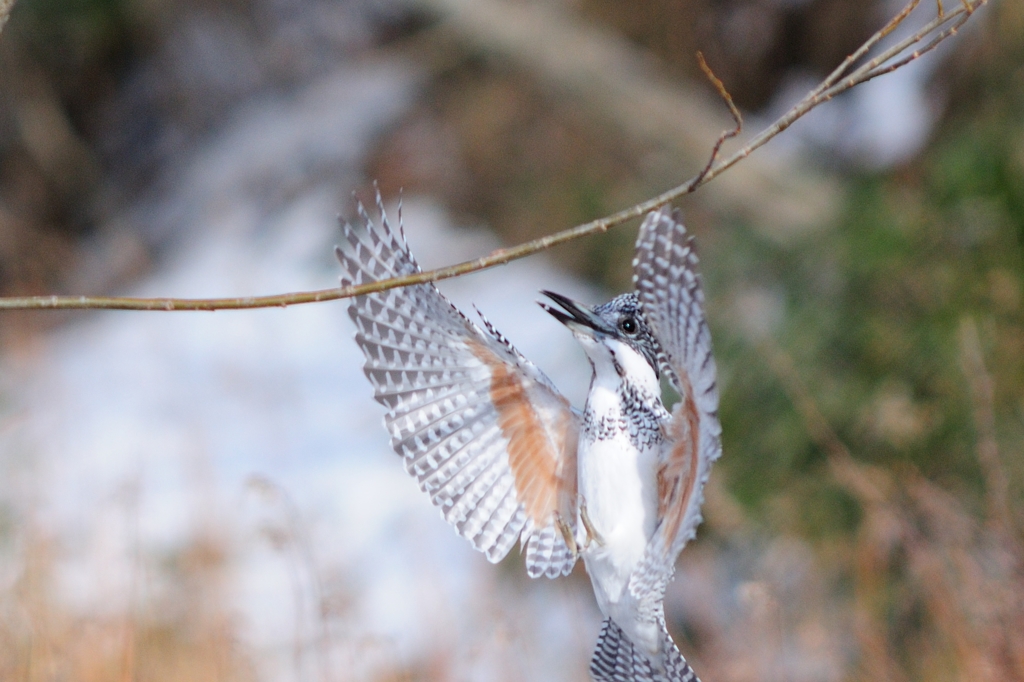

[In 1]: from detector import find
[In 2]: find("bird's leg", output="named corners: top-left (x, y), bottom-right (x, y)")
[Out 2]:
top-left (555, 511), bottom-right (578, 560)
top-left (580, 498), bottom-right (605, 547)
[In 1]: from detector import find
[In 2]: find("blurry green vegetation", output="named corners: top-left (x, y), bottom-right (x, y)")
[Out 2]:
top-left (686, 16), bottom-right (1024, 675)
top-left (14, 0), bottom-right (127, 45)
top-left (710, 19), bottom-right (1024, 540)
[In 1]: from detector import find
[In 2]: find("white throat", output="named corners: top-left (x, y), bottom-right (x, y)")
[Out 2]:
top-left (575, 334), bottom-right (660, 396)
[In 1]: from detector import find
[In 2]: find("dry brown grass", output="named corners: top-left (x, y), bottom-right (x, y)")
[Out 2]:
top-left (3, 412), bottom-right (1021, 682)
top-left (0, 532), bottom-right (256, 682)
top-left (830, 319), bottom-right (1024, 682)
top-left (834, 455), bottom-right (1024, 682)
top-left (0, 491), bottom-right (464, 682)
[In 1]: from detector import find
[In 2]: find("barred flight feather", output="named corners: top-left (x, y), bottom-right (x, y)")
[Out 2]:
top-left (523, 522), bottom-right (577, 579)
top-left (338, 189), bottom-right (579, 578)
top-left (629, 206), bottom-right (722, 607)
top-left (590, 618), bottom-right (700, 682)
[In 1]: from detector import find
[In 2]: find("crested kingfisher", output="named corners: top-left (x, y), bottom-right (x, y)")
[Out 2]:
top-left (337, 192), bottom-right (721, 682)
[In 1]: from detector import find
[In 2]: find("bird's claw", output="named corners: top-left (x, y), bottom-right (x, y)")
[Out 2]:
top-left (556, 512), bottom-right (579, 560)
top-left (557, 499), bottom-right (604, 558)
top-left (580, 499), bottom-right (605, 547)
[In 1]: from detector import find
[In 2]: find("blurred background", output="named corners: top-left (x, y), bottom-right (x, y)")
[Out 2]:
top-left (0, 0), bottom-right (1021, 680)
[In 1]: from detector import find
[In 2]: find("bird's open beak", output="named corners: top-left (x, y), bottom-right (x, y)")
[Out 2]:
top-left (539, 290), bottom-right (613, 335)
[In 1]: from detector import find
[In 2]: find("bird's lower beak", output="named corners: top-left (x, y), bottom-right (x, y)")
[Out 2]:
top-left (539, 290), bottom-right (612, 335)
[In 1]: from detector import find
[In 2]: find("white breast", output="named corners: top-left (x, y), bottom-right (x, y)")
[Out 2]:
top-left (577, 344), bottom-right (664, 618)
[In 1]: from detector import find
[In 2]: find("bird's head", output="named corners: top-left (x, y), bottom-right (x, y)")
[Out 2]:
top-left (540, 290), bottom-right (661, 381)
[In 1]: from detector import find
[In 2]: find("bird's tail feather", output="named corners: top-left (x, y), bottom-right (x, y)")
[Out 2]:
top-left (589, 618), bottom-right (700, 682)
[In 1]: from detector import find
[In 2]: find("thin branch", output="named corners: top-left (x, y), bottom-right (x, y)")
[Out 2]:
top-left (853, 13), bottom-right (973, 85)
top-left (0, 0), bottom-right (987, 313)
top-left (690, 51), bottom-right (743, 189)
top-left (730, 0), bottom-right (979, 164)
top-left (827, 5), bottom-right (975, 92)
top-left (816, 0), bottom-right (921, 97)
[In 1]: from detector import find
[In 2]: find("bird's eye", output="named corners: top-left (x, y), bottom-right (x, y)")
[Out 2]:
top-left (619, 316), bottom-right (638, 334)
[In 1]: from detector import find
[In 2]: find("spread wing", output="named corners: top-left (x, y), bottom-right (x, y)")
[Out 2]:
top-left (336, 191), bottom-right (579, 578)
top-left (629, 206), bottom-right (722, 601)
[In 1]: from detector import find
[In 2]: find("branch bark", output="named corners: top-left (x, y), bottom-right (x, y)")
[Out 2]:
top-left (0, 0), bottom-right (988, 313)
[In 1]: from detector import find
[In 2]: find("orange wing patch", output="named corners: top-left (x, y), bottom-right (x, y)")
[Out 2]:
top-left (469, 340), bottom-right (578, 527)
top-left (658, 381), bottom-right (700, 547)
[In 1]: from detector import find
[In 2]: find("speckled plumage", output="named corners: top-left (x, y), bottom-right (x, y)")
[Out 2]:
top-left (338, 195), bottom-right (720, 682)
top-left (581, 376), bottom-right (665, 451)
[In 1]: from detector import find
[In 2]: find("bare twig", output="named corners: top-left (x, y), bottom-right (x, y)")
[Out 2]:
top-left (0, 0), bottom-right (987, 313)
top-left (727, 0), bottom-right (980, 167)
top-left (834, 5), bottom-right (977, 88)
top-left (691, 52), bottom-right (743, 189)
top-left (818, 0), bottom-right (922, 98)
top-left (410, 0), bottom-right (838, 228)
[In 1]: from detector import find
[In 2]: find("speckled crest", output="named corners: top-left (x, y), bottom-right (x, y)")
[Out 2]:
top-left (590, 292), bottom-right (663, 377)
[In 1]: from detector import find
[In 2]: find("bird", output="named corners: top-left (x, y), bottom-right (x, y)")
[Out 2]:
top-left (336, 189), bottom-right (721, 682)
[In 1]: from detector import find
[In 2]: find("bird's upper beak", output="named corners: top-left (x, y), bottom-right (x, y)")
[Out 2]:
top-left (539, 290), bottom-right (613, 336)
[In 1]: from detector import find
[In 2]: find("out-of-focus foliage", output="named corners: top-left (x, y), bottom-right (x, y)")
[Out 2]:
top-left (697, 7), bottom-right (1024, 679)
top-left (711, 3), bottom-right (1024, 531)
top-left (0, 0), bottom-right (126, 301)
